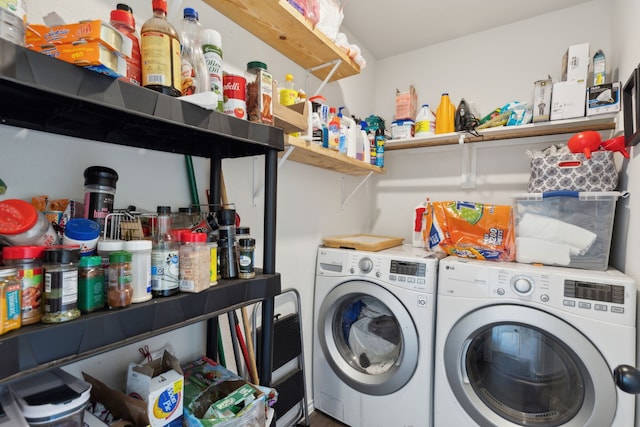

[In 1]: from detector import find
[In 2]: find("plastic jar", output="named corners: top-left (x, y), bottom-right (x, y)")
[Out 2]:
top-left (0, 199), bottom-right (58, 247)
top-left (179, 232), bottom-right (210, 293)
top-left (42, 246), bottom-right (81, 323)
top-left (77, 255), bottom-right (104, 313)
top-left (0, 267), bottom-right (21, 335)
top-left (218, 238), bottom-right (238, 279)
top-left (238, 238), bottom-right (256, 279)
top-left (1, 245), bottom-right (45, 325)
top-left (63, 218), bottom-right (101, 256)
top-left (83, 166), bottom-right (118, 235)
top-left (107, 251), bottom-right (133, 309)
top-left (123, 240), bottom-right (152, 303)
top-left (246, 61), bottom-right (273, 125)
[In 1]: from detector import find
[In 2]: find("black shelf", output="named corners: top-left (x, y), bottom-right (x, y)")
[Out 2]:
top-left (0, 40), bottom-right (284, 158)
top-left (0, 40), bottom-right (282, 387)
top-left (0, 273), bottom-right (281, 383)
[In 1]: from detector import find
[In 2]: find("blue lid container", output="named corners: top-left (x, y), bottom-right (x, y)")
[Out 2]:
top-left (64, 218), bottom-right (100, 240)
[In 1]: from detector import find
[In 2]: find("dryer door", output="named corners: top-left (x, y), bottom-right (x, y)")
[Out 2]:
top-left (317, 280), bottom-right (419, 396)
top-left (443, 304), bottom-right (616, 427)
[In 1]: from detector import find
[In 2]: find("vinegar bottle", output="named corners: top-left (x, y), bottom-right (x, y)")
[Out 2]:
top-left (151, 206), bottom-right (179, 297)
top-left (435, 93), bottom-right (455, 134)
top-left (177, 7), bottom-right (209, 96)
top-left (140, 0), bottom-right (182, 97)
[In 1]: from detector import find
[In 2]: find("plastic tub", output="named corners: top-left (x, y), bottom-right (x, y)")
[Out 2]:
top-left (513, 191), bottom-right (622, 270)
top-left (9, 368), bottom-right (91, 426)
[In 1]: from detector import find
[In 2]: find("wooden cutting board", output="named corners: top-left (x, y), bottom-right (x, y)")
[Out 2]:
top-left (322, 234), bottom-right (404, 251)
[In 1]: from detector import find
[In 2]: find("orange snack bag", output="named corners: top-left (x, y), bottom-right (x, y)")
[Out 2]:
top-left (423, 200), bottom-right (515, 261)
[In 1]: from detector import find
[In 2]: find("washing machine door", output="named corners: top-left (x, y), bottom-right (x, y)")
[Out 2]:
top-left (443, 304), bottom-right (617, 427)
top-left (317, 280), bottom-right (419, 396)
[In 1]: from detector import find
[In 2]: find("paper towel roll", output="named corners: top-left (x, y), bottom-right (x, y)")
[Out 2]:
top-left (517, 213), bottom-right (596, 255)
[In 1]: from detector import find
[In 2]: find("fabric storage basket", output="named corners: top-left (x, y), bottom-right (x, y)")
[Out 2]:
top-left (528, 149), bottom-right (618, 193)
top-left (513, 191), bottom-right (622, 270)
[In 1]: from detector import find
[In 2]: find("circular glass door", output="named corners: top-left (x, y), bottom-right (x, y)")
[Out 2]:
top-left (444, 305), bottom-right (616, 427)
top-left (317, 280), bottom-right (419, 395)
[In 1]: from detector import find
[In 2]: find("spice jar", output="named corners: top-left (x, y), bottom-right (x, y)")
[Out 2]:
top-left (238, 238), bottom-right (256, 279)
top-left (63, 218), bottom-right (101, 256)
top-left (0, 199), bottom-right (58, 247)
top-left (0, 267), bottom-right (21, 335)
top-left (108, 250), bottom-right (133, 309)
top-left (179, 232), bottom-right (210, 293)
top-left (42, 246), bottom-right (81, 323)
top-left (83, 166), bottom-right (118, 235)
top-left (77, 255), bottom-right (104, 313)
top-left (218, 238), bottom-right (238, 279)
top-left (97, 239), bottom-right (125, 285)
top-left (2, 245), bottom-right (45, 325)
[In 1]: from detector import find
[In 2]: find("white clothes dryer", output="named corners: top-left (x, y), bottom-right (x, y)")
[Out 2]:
top-left (434, 256), bottom-right (637, 427)
top-left (313, 245), bottom-right (442, 427)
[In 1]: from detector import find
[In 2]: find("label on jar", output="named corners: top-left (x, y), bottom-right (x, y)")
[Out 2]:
top-left (84, 191), bottom-right (114, 232)
top-left (18, 266), bottom-right (43, 324)
top-left (151, 249), bottom-right (179, 292)
top-left (1, 279), bottom-right (21, 334)
top-left (44, 269), bottom-right (79, 314)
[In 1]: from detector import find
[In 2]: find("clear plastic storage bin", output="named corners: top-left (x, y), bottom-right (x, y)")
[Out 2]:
top-left (513, 191), bottom-right (622, 270)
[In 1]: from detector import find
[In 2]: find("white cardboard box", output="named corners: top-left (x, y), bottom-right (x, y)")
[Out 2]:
top-left (586, 82), bottom-right (621, 116)
top-left (550, 81), bottom-right (586, 120)
top-left (562, 43), bottom-right (590, 83)
top-left (126, 351), bottom-right (184, 427)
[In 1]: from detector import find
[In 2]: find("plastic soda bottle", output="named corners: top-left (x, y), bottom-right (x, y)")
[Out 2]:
top-left (177, 8), bottom-right (209, 96)
top-left (435, 93), bottom-right (455, 134)
top-left (140, 0), bottom-right (181, 97)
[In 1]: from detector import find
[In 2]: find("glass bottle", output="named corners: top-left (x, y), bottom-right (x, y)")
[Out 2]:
top-left (151, 206), bottom-right (179, 297)
top-left (177, 7), bottom-right (209, 96)
top-left (140, 0), bottom-right (181, 97)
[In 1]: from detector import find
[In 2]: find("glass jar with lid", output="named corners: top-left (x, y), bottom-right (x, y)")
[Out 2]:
top-left (0, 267), bottom-right (22, 335)
top-left (2, 245), bottom-right (45, 325)
top-left (42, 246), bottom-right (81, 323)
top-left (108, 250), bottom-right (133, 309)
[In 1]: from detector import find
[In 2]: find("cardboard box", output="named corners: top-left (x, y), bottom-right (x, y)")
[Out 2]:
top-left (550, 81), bottom-right (586, 120)
top-left (586, 82), bottom-right (621, 116)
top-left (395, 85), bottom-right (418, 121)
top-left (126, 351), bottom-right (184, 427)
top-left (26, 20), bottom-right (132, 57)
top-left (31, 40), bottom-right (126, 79)
top-left (562, 43), bottom-right (590, 83)
top-left (532, 78), bottom-right (552, 122)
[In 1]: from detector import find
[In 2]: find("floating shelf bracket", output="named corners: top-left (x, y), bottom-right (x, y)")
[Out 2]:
top-left (341, 171), bottom-right (374, 209)
top-left (308, 59), bottom-right (342, 97)
top-left (459, 135), bottom-right (477, 189)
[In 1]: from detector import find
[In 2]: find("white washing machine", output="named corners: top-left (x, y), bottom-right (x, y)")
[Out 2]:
top-left (313, 245), bottom-right (442, 427)
top-left (434, 256), bottom-right (637, 427)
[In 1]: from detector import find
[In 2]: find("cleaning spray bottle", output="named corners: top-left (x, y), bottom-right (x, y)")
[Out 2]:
top-left (360, 121), bottom-right (370, 163)
top-left (338, 107), bottom-right (348, 154)
top-left (338, 108), bottom-right (358, 158)
top-left (413, 198), bottom-right (430, 248)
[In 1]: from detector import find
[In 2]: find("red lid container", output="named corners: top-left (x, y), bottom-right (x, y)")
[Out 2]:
top-left (0, 199), bottom-right (38, 235)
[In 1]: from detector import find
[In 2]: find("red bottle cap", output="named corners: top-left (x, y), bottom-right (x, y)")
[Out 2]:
top-left (152, 0), bottom-right (168, 13)
top-left (182, 232), bottom-right (207, 243)
top-left (110, 10), bottom-right (135, 28)
top-left (2, 245), bottom-right (46, 260)
top-left (0, 199), bottom-right (38, 235)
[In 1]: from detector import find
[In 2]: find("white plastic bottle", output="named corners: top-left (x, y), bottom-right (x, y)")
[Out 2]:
top-left (202, 28), bottom-right (223, 111)
top-left (414, 104), bottom-right (436, 137)
top-left (177, 8), bottom-right (209, 96)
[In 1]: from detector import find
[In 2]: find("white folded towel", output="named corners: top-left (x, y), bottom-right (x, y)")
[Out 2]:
top-left (516, 237), bottom-right (572, 266)
top-left (517, 213), bottom-right (596, 255)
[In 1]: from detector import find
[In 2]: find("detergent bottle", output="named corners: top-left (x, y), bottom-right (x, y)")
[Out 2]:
top-left (327, 107), bottom-right (340, 151)
top-left (435, 93), bottom-right (455, 134)
top-left (414, 104), bottom-right (435, 137)
top-left (338, 107), bottom-right (348, 154)
top-left (360, 121), bottom-right (370, 163)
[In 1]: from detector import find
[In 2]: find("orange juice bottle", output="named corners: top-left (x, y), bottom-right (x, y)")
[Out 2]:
top-left (435, 93), bottom-right (455, 134)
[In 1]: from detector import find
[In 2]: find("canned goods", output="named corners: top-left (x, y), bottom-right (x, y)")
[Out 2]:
top-left (223, 74), bottom-right (247, 120)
